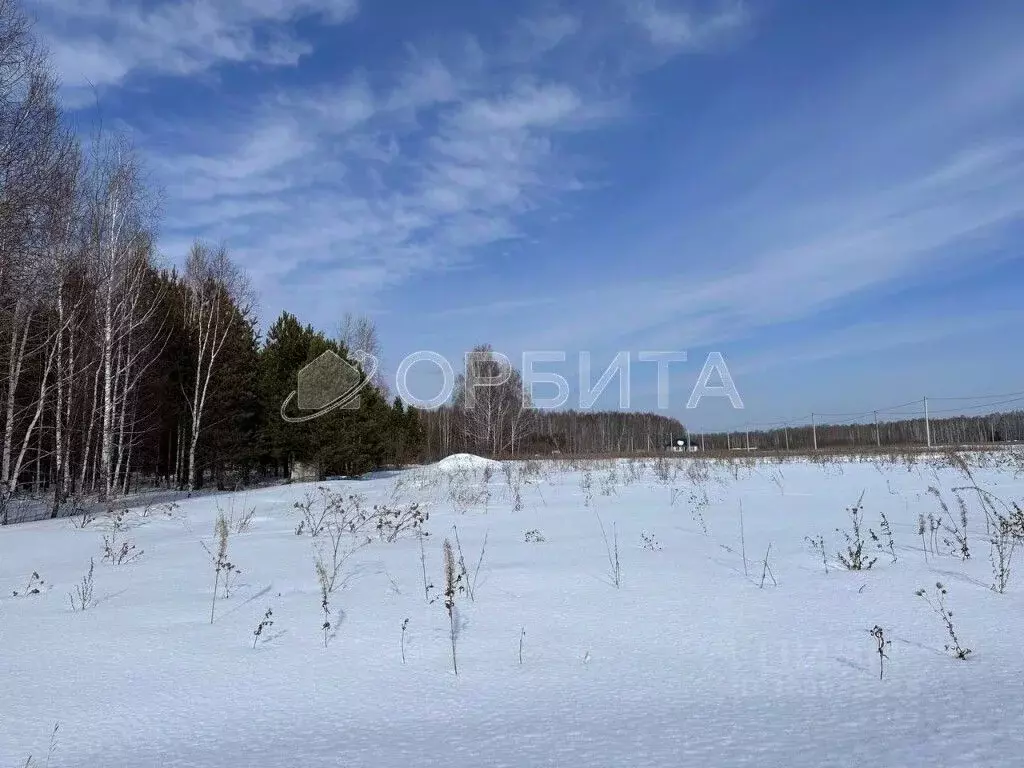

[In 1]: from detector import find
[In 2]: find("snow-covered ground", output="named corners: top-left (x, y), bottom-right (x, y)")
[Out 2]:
top-left (3, 452), bottom-right (1024, 767)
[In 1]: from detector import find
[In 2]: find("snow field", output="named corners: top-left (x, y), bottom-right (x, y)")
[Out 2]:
top-left (2, 453), bottom-right (1024, 767)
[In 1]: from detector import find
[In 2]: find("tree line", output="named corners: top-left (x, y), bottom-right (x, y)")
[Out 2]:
top-left (417, 345), bottom-right (688, 459)
top-left (0, 0), bottom-right (424, 521)
top-left (696, 410), bottom-right (1024, 452)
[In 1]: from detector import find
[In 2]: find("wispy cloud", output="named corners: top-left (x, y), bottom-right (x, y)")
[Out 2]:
top-left (33, 0), bottom-right (757, 327)
top-left (488, 136), bottom-right (1024, 355)
top-left (457, 8), bottom-right (1024, 356)
top-left (428, 296), bottom-right (558, 320)
top-left (32, 0), bottom-right (358, 94)
top-left (106, 7), bottom-right (728, 322)
top-left (628, 0), bottom-right (747, 51)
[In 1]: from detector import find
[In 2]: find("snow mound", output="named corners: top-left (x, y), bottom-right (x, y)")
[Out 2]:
top-left (431, 453), bottom-right (502, 473)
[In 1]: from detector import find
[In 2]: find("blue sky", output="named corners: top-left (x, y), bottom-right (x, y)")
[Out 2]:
top-left (30, 0), bottom-right (1024, 431)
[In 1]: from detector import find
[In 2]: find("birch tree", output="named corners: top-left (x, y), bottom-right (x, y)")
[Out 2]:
top-left (181, 242), bottom-right (251, 492)
top-left (0, 0), bottom-right (75, 496)
top-left (83, 133), bottom-right (160, 499)
top-left (453, 344), bottom-right (530, 457)
top-left (338, 312), bottom-right (387, 393)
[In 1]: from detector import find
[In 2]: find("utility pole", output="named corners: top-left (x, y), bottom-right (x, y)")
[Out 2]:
top-left (874, 410), bottom-right (880, 448)
top-left (700, 432), bottom-right (705, 451)
top-left (811, 413), bottom-right (818, 451)
top-left (924, 397), bottom-right (932, 448)
top-left (784, 425), bottom-right (790, 452)
top-left (745, 425), bottom-right (750, 451)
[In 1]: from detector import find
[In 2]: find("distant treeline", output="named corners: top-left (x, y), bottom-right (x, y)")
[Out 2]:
top-left (695, 410), bottom-right (1024, 451)
top-left (417, 345), bottom-right (687, 460)
top-left (420, 406), bottom-right (686, 460)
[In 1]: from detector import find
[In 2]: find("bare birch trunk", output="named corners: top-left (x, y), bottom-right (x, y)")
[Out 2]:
top-left (52, 292), bottom-right (65, 516)
top-left (98, 259), bottom-right (116, 500)
top-left (79, 357), bottom-right (103, 495)
top-left (11, 323), bottom-right (59, 486)
top-left (1, 304), bottom-right (31, 486)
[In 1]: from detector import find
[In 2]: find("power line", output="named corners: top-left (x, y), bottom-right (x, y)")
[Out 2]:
top-left (926, 395), bottom-right (1024, 416)
top-left (703, 389), bottom-right (1024, 444)
top-left (929, 390), bottom-right (1024, 402)
top-left (814, 397), bottom-right (926, 419)
top-left (875, 399), bottom-right (928, 414)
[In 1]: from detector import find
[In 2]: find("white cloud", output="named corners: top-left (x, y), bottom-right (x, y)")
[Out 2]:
top-left (33, 0), bottom-right (756, 328)
top-left (139, 34), bottom-right (631, 322)
top-left (506, 13), bottom-right (581, 61)
top-left (628, 0), bottom-right (748, 51)
top-left (31, 0), bottom-right (358, 93)
top-left (456, 81), bottom-right (589, 132)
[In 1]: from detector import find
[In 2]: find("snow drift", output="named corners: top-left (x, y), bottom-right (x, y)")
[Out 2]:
top-left (430, 453), bottom-right (502, 474)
